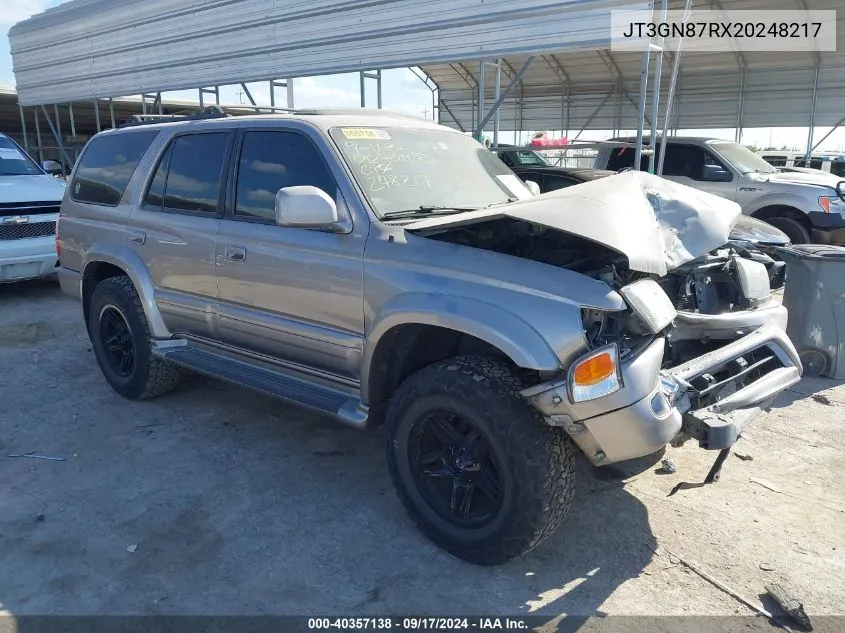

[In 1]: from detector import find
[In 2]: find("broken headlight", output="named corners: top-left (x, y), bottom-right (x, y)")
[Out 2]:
top-left (619, 278), bottom-right (677, 334)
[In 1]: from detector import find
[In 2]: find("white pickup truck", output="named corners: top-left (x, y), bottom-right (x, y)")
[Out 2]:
top-left (0, 132), bottom-right (66, 283)
top-left (593, 136), bottom-right (845, 246)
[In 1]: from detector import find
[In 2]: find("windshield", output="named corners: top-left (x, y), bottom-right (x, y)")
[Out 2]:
top-left (0, 134), bottom-right (42, 176)
top-left (710, 141), bottom-right (777, 174)
top-left (329, 127), bottom-right (532, 218)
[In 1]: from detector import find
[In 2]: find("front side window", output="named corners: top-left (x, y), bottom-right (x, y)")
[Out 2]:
top-left (144, 132), bottom-right (229, 213)
top-left (0, 134), bottom-right (42, 176)
top-left (235, 131), bottom-right (337, 221)
top-left (71, 131), bottom-right (158, 205)
top-left (329, 127), bottom-right (531, 218)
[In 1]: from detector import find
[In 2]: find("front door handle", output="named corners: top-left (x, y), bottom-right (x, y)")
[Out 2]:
top-left (225, 245), bottom-right (247, 262)
top-left (128, 229), bottom-right (146, 245)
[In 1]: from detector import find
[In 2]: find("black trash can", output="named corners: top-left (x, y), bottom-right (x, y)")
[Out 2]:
top-left (780, 244), bottom-right (845, 378)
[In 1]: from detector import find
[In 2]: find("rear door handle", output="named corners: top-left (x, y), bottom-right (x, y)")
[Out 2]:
top-left (128, 229), bottom-right (146, 245)
top-left (225, 245), bottom-right (246, 262)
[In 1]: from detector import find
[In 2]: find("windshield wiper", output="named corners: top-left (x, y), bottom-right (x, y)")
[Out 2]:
top-left (381, 205), bottom-right (480, 220)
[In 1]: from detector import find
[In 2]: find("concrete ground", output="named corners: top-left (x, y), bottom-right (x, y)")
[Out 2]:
top-left (1, 277), bottom-right (843, 629)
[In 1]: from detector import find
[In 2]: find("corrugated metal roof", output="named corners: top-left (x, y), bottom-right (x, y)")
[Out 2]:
top-left (428, 0), bottom-right (845, 131)
top-left (9, 0), bottom-right (844, 131)
top-left (9, 0), bottom-right (641, 106)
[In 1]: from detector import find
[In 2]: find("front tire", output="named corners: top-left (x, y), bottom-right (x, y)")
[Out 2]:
top-left (767, 216), bottom-right (810, 244)
top-left (386, 356), bottom-right (575, 565)
top-left (88, 276), bottom-right (182, 400)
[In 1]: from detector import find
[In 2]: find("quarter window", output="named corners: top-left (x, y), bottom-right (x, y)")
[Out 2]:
top-left (70, 131), bottom-right (158, 206)
top-left (234, 131), bottom-right (337, 221)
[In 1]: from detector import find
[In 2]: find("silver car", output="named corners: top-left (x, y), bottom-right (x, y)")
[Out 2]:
top-left (594, 136), bottom-right (845, 246)
top-left (56, 111), bottom-right (802, 564)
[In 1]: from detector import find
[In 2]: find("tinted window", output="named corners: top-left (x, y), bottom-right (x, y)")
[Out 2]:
top-left (156, 133), bottom-right (229, 213)
top-left (235, 131), bottom-right (336, 220)
top-left (662, 145), bottom-right (730, 180)
top-left (762, 155), bottom-right (787, 166)
top-left (144, 145), bottom-right (171, 208)
top-left (544, 174), bottom-right (581, 192)
top-left (831, 162), bottom-right (845, 177)
top-left (794, 158), bottom-right (823, 170)
top-left (499, 150), bottom-right (549, 167)
top-left (605, 147), bottom-right (649, 172)
top-left (71, 131), bottom-right (158, 205)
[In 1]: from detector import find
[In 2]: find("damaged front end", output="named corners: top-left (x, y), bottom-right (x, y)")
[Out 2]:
top-left (407, 171), bottom-right (803, 466)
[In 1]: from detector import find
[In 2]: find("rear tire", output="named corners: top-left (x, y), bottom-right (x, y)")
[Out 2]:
top-left (386, 355), bottom-right (575, 565)
top-left (767, 217), bottom-right (810, 245)
top-left (88, 276), bottom-right (182, 400)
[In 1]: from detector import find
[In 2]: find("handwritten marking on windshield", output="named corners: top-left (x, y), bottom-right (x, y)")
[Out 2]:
top-left (345, 140), bottom-right (432, 191)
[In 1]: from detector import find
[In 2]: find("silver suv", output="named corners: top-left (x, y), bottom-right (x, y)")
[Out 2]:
top-left (57, 111), bottom-right (801, 564)
top-left (594, 136), bottom-right (845, 246)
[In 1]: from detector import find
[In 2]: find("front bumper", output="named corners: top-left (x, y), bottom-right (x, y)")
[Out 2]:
top-left (0, 236), bottom-right (58, 282)
top-left (522, 323), bottom-right (802, 465)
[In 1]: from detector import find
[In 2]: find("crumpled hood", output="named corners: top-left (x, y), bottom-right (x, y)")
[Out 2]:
top-left (405, 171), bottom-right (741, 276)
top-left (0, 174), bottom-right (66, 204)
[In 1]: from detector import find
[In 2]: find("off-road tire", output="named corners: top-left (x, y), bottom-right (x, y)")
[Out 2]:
top-left (88, 276), bottom-right (182, 400)
top-left (767, 217), bottom-right (810, 245)
top-left (386, 355), bottom-right (575, 565)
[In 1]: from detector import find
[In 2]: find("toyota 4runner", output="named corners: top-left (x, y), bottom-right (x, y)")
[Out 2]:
top-left (57, 111), bottom-right (802, 564)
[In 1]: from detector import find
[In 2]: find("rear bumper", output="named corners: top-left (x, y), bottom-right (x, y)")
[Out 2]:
top-left (523, 324), bottom-right (802, 465)
top-left (0, 236), bottom-right (58, 282)
top-left (57, 266), bottom-right (82, 300)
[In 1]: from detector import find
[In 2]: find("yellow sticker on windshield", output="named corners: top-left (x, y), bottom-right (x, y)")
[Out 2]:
top-left (341, 128), bottom-right (391, 140)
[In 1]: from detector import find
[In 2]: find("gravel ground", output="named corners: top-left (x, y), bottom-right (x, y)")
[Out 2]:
top-left (1, 277), bottom-right (843, 630)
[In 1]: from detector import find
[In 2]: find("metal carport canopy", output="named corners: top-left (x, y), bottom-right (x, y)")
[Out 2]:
top-left (9, 0), bottom-right (644, 106)
top-left (425, 0), bottom-right (845, 133)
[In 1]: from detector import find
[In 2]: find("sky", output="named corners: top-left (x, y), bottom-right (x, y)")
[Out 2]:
top-left (2, 0), bottom-right (844, 153)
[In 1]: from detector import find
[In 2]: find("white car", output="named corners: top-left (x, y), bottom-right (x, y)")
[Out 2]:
top-left (0, 133), bottom-right (67, 283)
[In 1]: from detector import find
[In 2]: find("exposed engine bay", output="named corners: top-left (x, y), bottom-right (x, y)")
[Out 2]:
top-left (420, 217), bottom-right (787, 372)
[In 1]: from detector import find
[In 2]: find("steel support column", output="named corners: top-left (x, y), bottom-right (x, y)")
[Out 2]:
top-left (19, 105), bottom-right (29, 154)
top-left (647, 0), bottom-right (668, 173)
top-left (657, 0), bottom-right (693, 175)
top-left (493, 60), bottom-right (502, 147)
top-left (634, 48), bottom-right (651, 171)
top-left (805, 65), bottom-right (820, 162)
top-left (811, 115), bottom-right (845, 153)
top-left (475, 60), bottom-right (486, 142)
top-left (240, 83), bottom-right (262, 113)
top-left (474, 57), bottom-right (534, 140)
top-left (33, 109), bottom-right (43, 162)
top-left (69, 103), bottom-right (76, 137)
top-left (359, 71), bottom-right (382, 109)
top-left (93, 100), bottom-right (101, 132)
top-left (40, 105), bottom-right (73, 170)
top-left (735, 68), bottom-right (746, 143)
top-left (109, 98), bottom-right (116, 128)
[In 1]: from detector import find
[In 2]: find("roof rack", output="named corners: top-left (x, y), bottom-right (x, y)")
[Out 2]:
top-left (119, 105), bottom-right (230, 127)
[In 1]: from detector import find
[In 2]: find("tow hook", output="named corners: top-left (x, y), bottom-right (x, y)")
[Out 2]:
top-left (668, 447), bottom-right (732, 496)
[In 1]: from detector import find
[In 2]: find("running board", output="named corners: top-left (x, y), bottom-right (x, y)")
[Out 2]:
top-left (153, 343), bottom-right (368, 429)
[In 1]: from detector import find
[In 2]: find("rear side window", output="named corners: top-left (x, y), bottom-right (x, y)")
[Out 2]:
top-left (143, 132), bottom-right (229, 214)
top-left (605, 147), bottom-right (649, 172)
top-left (70, 131), bottom-right (158, 206)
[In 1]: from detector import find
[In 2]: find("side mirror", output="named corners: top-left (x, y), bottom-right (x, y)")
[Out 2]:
top-left (836, 181), bottom-right (845, 202)
top-left (42, 160), bottom-right (64, 175)
top-left (275, 185), bottom-right (339, 229)
top-left (702, 164), bottom-right (731, 182)
top-left (524, 180), bottom-right (541, 196)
